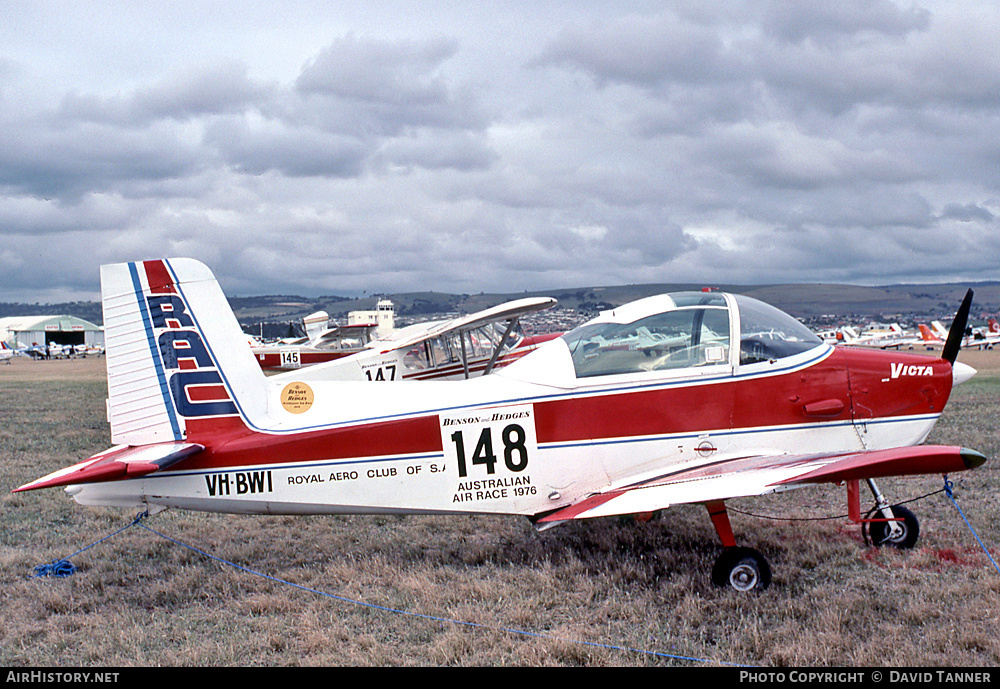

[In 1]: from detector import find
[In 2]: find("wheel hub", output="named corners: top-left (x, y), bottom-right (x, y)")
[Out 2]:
top-left (729, 563), bottom-right (759, 591)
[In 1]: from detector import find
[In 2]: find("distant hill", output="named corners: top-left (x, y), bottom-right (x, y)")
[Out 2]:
top-left (0, 300), bottom-right (104, 325)
top-left (3, 281), bottom-right (998, 328)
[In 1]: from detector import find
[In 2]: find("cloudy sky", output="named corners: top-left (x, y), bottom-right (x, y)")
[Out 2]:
top-left (2, 1), bottom-right (998, 302)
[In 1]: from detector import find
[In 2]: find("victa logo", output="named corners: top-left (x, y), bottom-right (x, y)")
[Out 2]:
top-left (889, 362), bottom-right (934, 379)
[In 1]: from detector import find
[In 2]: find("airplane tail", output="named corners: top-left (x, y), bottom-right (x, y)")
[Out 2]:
top-left (840, 327), bottom-right (859, 344)
top-left (918, 324), bottom-right (942, 342)
top-left (302, 311), bottom-right (330, 342)
top-left (102, 258), bottom-right (267, 446)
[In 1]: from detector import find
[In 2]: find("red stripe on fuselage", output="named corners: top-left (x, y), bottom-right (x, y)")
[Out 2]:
top-left (169, 347), bottom-right (953, 474)
top-left (178, 415), bottom-right (443, 472)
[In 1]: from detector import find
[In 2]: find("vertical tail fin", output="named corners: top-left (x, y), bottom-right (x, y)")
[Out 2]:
top-left (918, 324), bottom-right (941, 342)
top-left (102, 258), bottom-right (267, 445)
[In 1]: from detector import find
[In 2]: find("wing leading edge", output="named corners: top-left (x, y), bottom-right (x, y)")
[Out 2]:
top-left (534, 445), bottom-right (986, 525)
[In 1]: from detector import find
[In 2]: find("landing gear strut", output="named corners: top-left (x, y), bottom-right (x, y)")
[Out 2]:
top-left (705, 500), bottom-right (771, 592)
top-left (850, 478), bottom-right (921, 549)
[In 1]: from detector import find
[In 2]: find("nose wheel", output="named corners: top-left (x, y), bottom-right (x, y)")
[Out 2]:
top-left (854, 479), bottom-right (921, 549)
top-left (864, 503), bottom-right (920, 549)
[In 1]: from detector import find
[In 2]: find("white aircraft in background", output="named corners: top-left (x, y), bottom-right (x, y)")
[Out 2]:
top-left (834, 325), bottom-right (922, 349)
top-left (47, 343), bottom-right (73, 358)
top-left (965, 318), bottom-right (999, 350)
top-left (927, 319), bottom-right (999, 350)
top-left (0, 341), bottom-right (13, 363)
top-left (270, 297), bottom-right (560, 384)
top-left (16, 342), bottom-right (47, 359)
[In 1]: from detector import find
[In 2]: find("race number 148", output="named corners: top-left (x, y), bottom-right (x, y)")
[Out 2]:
top-left (439, 404), bottom-right (538, 478)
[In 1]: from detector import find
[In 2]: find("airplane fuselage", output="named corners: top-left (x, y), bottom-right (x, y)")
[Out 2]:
top-left (66, 343), bottom-right (955, 518)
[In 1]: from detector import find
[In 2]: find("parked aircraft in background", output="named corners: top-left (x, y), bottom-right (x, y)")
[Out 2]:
top-left (16, 342), bottom-right (47, 359)
top-left (47, 343), bottom-right (73, 358)
top-left (270, 297), bottom-right (559, 384)
top-left (251, 320), bottom-right (381, 371)
top-left (917, 324), bottom-right (944, 348)
top-left (838, 324), bottom-right (926, 349)
top-left (965, 318), bottom-right (999, 350)
top-left (819, 322), bottom-right (949, 351)
top-left (251, 300), bottom-right (399, 371)
top-left (926, 319), bottom-right (999, 350)
top-left (15, 259), bottom-right (985, 592)
top-left (0, 341), bottom-right (12, 363)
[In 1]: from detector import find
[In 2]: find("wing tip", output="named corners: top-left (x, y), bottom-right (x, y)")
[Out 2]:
top-left (961, 448), bottom-right (987, 470)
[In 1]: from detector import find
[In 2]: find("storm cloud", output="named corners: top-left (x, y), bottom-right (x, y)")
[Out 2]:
top-left (1, 1), bottom-right (997, 302)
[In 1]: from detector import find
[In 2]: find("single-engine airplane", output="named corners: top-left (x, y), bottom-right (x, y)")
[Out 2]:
top-left (15, 259), bottom-right (987, 591)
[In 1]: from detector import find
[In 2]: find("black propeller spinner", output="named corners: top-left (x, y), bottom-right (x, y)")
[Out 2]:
top-left (942, 288), bottom-right (973, 365)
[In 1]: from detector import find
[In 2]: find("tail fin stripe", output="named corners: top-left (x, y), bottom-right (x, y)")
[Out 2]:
top-left (162, 260), bottom-right (244, 420)
top-left (128, 261), bottom-right (183, 440)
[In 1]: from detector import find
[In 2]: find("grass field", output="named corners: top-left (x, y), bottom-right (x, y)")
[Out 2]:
top-left (1, 351), bottom-right (998, 667)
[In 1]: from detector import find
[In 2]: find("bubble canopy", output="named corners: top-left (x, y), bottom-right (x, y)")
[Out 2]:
top-left (557, 292), bottom-right (823, 379)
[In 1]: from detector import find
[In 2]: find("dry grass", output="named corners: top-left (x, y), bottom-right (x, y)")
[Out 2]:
top-left (1, 353), bottom-right (999, 667)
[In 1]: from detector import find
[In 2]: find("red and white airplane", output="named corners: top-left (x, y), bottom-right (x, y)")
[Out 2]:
top-left (15, 259), bottom-right (986, 591)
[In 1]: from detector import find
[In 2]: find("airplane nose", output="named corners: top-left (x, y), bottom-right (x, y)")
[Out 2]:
top-left (952, 361), bottom-right (977, 386)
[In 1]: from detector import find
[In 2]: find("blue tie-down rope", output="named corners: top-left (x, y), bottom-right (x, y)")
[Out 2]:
top-left (29, 510), bottom-right (744, 666)
top-left (943, 477), bottom-right (1000, 575)
top-left (30, 511), bottom-right (147, 578)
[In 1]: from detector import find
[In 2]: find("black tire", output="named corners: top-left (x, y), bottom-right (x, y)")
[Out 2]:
top-left (711, 546), bottom-right (771, 592)
top-left (865, 504), bottom-right (919, 549)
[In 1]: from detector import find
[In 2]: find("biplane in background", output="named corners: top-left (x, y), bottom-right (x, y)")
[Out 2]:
top-left (15, 259), bottom-right (986, 592)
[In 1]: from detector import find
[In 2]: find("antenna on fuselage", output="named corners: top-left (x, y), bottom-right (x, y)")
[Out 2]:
top-left (942, 289), bottom-right (973, 365)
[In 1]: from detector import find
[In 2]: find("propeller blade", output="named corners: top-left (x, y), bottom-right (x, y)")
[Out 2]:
top-left (942, 288), bottom-right (973, 365)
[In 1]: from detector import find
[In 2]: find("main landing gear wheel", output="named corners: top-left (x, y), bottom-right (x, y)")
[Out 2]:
top-left (711, 546), bottom-right (771, 592)
top-left (864, 504), bottom-right (920, 549)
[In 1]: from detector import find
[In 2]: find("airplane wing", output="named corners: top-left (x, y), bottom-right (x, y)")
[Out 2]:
top-left (13, 442), bottom-right (203, 493)
top-left (311, 324), bottom-right (377, 348)
top-left (534, 445), bottom-right (985, 525)
top-left (442, 297), bottom-right (557, 333)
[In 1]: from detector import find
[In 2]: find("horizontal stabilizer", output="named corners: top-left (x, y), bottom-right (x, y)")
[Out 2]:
top-left (14, 442), bottom-right (203, 493)
top-left (535, 445), bottom-right (985, 524)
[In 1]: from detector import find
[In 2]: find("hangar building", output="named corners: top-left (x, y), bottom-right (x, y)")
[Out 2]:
top-left (0, 315), bottom-right (104, 352)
